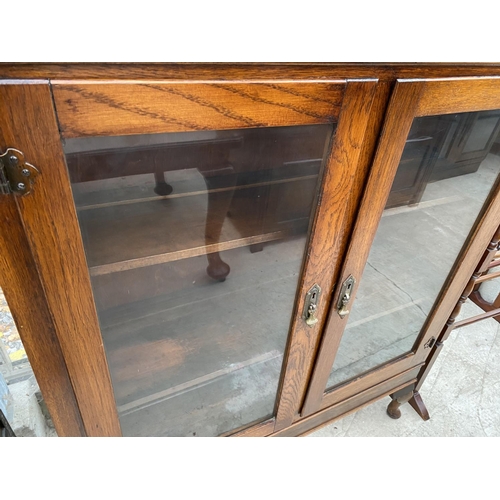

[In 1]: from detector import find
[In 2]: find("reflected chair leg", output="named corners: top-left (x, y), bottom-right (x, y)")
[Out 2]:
top-left (154, 169), bottom-right (173, 196)
top-left (202, 165), bottom-right (236, 282)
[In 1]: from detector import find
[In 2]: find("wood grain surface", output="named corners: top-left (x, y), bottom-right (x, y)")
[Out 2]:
top-left (0, 194), bottom-right (85, 436)
top-left (4, 66), bottom-right (500, 437)
top-left (300, 81), bottom-right (424, 416)
top-left (52, 81), bottom-right (344, 138)
top-left (319, 354), bottom-right (422, 412)
top-left (3, 63), bottom-right (500, 81)
top-left (416, 77), bottom-right (500, 116)
top-left (273, 80), bottom-right (378, 431)
top-left (0, 81), bottom-right (121, 436)
top-left (272, 368), bottom-right (420, 436)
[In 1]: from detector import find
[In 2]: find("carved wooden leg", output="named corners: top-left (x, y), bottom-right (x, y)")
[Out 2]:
top-left (387, 385), bottom-right (430, 421)
top-left (403, 226), bottom-right (500, 424)
top-left (492, 293), bottom-right (500, 324)
top-left (202, 165), bottom-right (236, 282)
top-left (387, 398), bottom-right (408, 419)
top-left (154, 169), bottom-right (173, 196)
top-left (470, 288), bottom-right (500, 324)
top-left (469, 228), bottom-right (500, 322)
top-left (408, 391), bottom-right (430, 421)
top-left (386, 386), bottom-right (415, 419)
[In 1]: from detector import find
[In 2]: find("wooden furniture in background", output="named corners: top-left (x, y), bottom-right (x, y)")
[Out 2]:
top-left (431, 110), bottom-right (500, 182)
top-left (400, 224), bottom-right (500, 421)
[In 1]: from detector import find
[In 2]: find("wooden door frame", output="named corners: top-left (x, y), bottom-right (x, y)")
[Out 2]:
top-left (302, 76), bottom-right (500, 418)
top-left (273, 80), bottom-right (391, 431)
top-left (0, 81), bottom-right (121, 436)
top-left (230, 79), bottom-right (390, 435)
top-left (0, 194), bottom-right (86, 437)
top-left (3, 74), bottom-right (500, 436)
top-left (0, 81), bottom-right (93, 436)
top-left (9, 77), bottom-right (382, 436)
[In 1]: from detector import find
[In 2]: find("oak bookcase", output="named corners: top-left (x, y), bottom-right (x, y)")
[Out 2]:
top-left (1, 64), bottom-right (500, 436)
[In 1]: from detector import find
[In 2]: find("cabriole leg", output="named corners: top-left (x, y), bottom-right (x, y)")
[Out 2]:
top-left (387, 385), bottom-right (416, 420)
top-left (202, 165), bottom-right (236, 282)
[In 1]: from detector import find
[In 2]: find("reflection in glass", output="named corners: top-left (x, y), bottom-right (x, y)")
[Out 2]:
top-left (0, 288), bottom-right (55, 436)
top-left (327, 110), bottom-right (500, 390)
top-left (0, 288), bottom-right (32, 383)
top-left (64, 124), bottom-right (334, 436)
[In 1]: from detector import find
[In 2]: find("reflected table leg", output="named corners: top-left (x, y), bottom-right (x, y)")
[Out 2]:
top-left (201, 164), bottom-right (236, 282)
top-left (153, 169), bottom-right (174, 196)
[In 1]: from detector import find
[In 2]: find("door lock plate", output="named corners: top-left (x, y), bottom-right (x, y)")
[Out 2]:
top-left (337, 275), bottom-right (356, 318)
top-left (303, 284), bottom-right (321, 328)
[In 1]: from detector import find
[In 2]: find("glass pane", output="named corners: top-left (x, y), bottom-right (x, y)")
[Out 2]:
top-left (327, 110), bottom-right (500, 390)
top-left (63, 124), bottom-right (334, 436)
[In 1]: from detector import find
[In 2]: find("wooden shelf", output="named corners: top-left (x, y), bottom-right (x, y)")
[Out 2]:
top-left (90, 229), bottom-right (300, 276)
top-left (76, 172), bottom-right (319, 212)
top-left (100, 238), bottom-right (305, 415)
top-left (76, 169), bottom-right (318, 275)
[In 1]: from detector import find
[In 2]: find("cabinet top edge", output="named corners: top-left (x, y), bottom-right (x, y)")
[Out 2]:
top-left (2, 63), bottom-right (500, 80)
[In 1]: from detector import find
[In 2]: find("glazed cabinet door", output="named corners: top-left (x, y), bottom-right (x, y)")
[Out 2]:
top-left (1, 78), bottom-right (379, 436)
top-left (301, 77), bottom-right (500, 421)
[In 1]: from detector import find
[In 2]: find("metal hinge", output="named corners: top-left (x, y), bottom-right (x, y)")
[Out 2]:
top-left (0, 148), bottom-right (39, 196)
